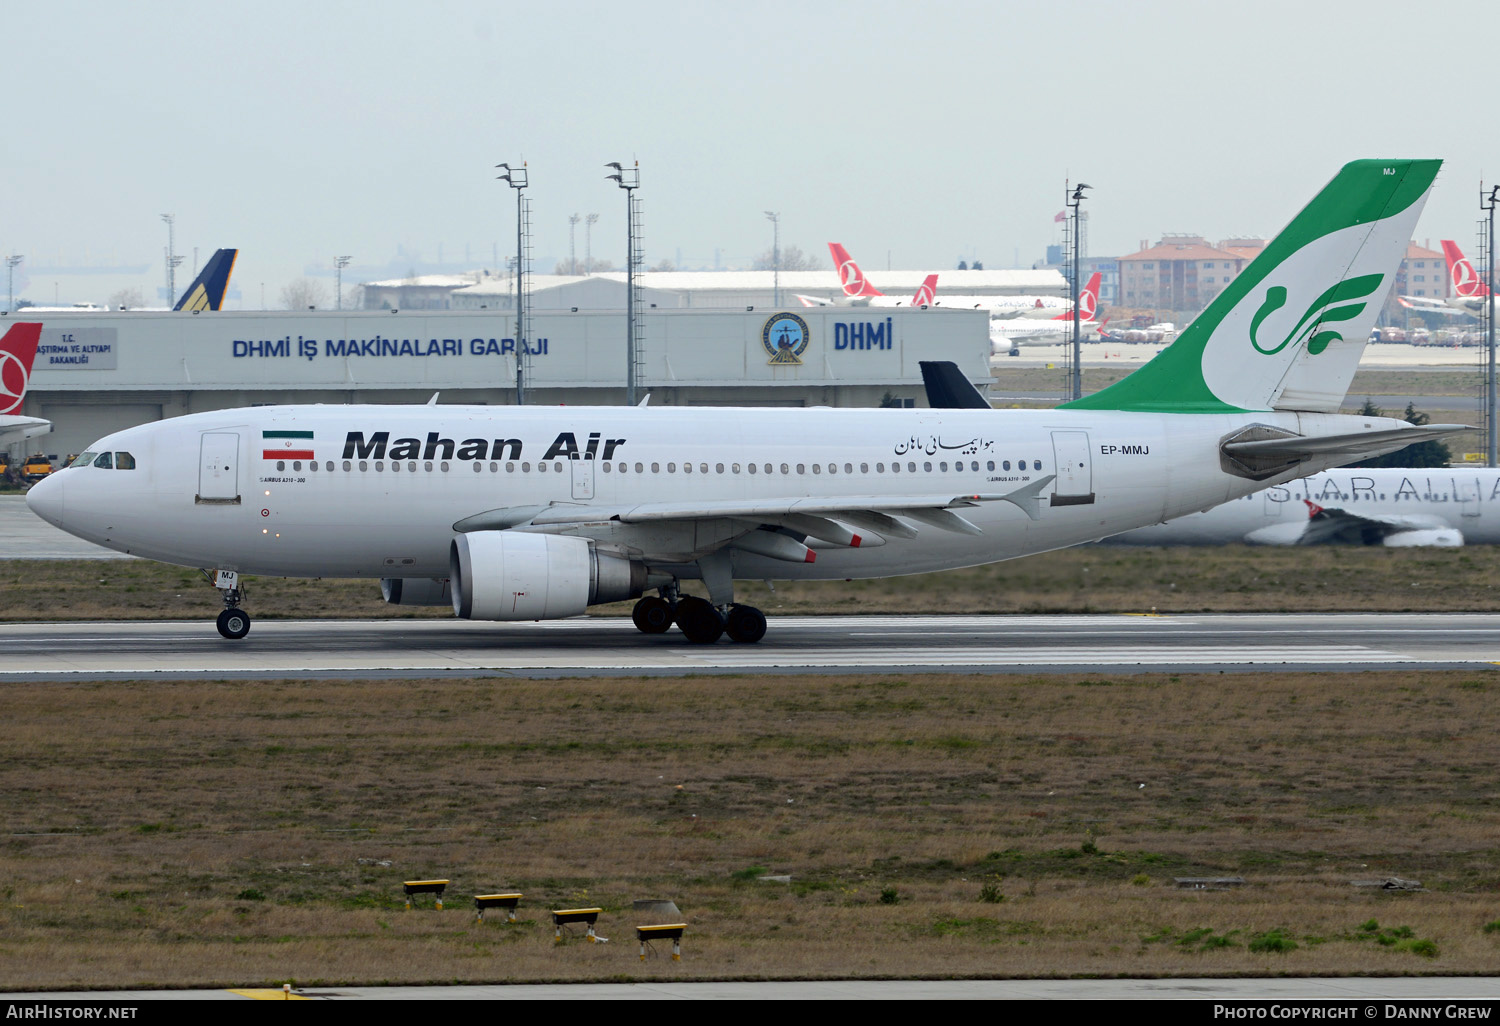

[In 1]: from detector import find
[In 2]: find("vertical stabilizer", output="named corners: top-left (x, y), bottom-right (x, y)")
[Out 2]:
top-left (0, 322), bottom-right (42, 415)
top-left (827, 243), bottom-right (884, 298)
top-left (173, 248), bottom-right (239, 311)
top-left (1441, 239), bottom-right (1488, 298)
top-left (1064, 160), bottom-right (1440, 413)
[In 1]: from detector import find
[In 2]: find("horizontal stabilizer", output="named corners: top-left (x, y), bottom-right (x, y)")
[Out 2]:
top-left (1222, 423), bottom-right (1466, 461)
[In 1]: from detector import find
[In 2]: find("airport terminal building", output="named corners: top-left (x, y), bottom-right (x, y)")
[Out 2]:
top-left (13, 306), bottom-right (991, 457)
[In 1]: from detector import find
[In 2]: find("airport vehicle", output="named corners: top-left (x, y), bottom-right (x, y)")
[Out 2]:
top-left (20, 453), bottom-right (53, 482)
top-left (1103, 467), bottom-right (1500, 546)
top-left (28, 160), bottom-right (1462, 643)
top-left (0, 323), bottom-right (51, 449)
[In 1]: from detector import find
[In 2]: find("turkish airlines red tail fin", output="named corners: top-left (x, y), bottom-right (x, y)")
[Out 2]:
top-left (1051, 271), bottom-right (1102, 321)
top-left (1441, 240), bottom-right (1489, 298)
top-left (0, 322), bottom-right (43, 415)
top-left (911, 274), bottom-right (937, 307)
top-left (828, 243), bottom-right (884, 298)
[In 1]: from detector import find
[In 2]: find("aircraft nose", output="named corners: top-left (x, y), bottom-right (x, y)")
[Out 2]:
top-left (26, 472), bottom-right (64, 528)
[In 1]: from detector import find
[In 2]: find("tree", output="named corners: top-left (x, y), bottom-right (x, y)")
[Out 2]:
top-left (753, 245), bottom-right (821, 271)
top-left (1350, 400), bottom-right (1452, 468)
top-left (649, 258), bottom-right (675, 272)
top-left (280, 278), bottom-right (329, 311)
top-left (554, 257), bottom-right (614, 275)
top-left (107, 287), bottom-right (143, 310)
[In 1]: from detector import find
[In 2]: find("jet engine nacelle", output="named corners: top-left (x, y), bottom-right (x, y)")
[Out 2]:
top-left (449, 531), bottom-right (647, 621)
top-left (1381, 528), bottom-right (1463, 548)
top-left (380, 577), bottom-right (452, 606)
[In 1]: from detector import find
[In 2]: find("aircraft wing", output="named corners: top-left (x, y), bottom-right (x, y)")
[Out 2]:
top-left (794, 294), bottom-right (834, 307)
top-left (0, 416), bottom-right (52, 447)
top-left (1396, 296), bottom-right (1470, 318)
top-left (453, 479), bottom-right (1059, 554)
top-left (1300, 501), bottom-right (1459, 546)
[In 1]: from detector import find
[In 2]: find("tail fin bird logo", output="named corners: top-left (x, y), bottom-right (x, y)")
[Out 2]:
top-left (1249, 273), bottom-right (1384, 357)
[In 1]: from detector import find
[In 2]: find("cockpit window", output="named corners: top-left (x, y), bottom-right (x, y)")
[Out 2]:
top-left (115, 452), bottom-right (136, 470)
top-left (73, 452), bottom-right (96, 468)
top-left (93, 452), bottom-right (113, 469)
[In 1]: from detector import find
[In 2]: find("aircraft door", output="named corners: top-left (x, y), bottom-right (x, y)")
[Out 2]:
top-left (197, 432), bottom-right (240, 504)
top-left (571, 455), bottom-right (595, 500)
top-left (1457, 476), bottom-right (1480, 517)
top-left (1264, 486), bottom-right (1291, 516)
top-left (1049, 430), bottom-right (1095, 506)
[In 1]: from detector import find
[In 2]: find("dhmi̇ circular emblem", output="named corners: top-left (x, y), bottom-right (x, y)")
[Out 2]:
top-left (762, 312), bottom-right (810, 365)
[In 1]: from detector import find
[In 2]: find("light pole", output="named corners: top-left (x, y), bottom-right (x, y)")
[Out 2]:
top-left (585, 213), bottom-right (599, 274)
top-left (1067, 182), bottom-right (1091, 401)
top-left (607, 162), bottom-right (641, 406)
top-left (497, 162), bottom-right (529, 405)
top-left (765, 210), bottom-right (780, 307)
top-left (568, 213), bottom-right (581, 275)
top-left (161, 214), bottom-right (181, 308)
top-left (1485, 185), bottom-right (1498, 467)
top-left (5, 255), bottom-right (21, 313)
top-left (335, 255), bottom-right (352, 311)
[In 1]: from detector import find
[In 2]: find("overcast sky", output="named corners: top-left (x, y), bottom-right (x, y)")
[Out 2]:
top-left (4, 0), bottom-right (1490, 305)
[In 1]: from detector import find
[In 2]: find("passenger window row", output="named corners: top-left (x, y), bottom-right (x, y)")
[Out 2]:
top-left (278, 458), bottom-right (1045, 476)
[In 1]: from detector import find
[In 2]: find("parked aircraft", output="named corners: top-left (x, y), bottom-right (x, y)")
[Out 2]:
top-left (0, 323), bottom-right (51, 449)
top-left (173, 248), bottom-right (239, 311)
top-left (1103, 467), bottom-right (1500, 546)
top-left (991, 272), bottom-right (1104, 355)
top-left (28, 160), bottom-right (1462, 644)
top-left (796, 246), bottom-right (939, 308)
top-left (14, 249), bottom-right (238, 313)
top-left (1397, 239), bottom-right (1494, 319)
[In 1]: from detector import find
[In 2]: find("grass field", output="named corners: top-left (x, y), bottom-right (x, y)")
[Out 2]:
top-left (2, 670), bottom-right (1498, 989)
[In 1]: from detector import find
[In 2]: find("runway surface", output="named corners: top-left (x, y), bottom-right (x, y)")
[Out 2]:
top-left (4, 612), bottom-right (1498, 680)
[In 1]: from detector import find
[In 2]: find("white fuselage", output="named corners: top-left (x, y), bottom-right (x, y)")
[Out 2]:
top-left (1103, 468), bottom-right (1500, 545)
top-left (30, 403), bottom-right (1409, 581)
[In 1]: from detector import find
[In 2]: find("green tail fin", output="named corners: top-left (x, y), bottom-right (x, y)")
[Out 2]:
top-left (1063, 159), bottom-right (1440, 414)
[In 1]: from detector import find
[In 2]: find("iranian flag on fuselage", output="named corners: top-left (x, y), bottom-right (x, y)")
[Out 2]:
top-left (263, 430), bottom-right (314, 461)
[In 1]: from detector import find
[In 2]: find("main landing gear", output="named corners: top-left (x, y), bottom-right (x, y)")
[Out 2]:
top-left (205, 569), bottom-right (251, 639)
top-left (630, 587), bottom-right (767, 645)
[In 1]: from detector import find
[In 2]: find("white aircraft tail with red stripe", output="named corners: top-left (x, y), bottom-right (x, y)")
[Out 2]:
top-left (827, 243), bottom-right (884, 298)
top-left (1441, 240), bottom-right (1489, 298)
top-left (1052, 271), bottom-right (1101, 321)
top-left (0, 322), bottom-right (43, 416)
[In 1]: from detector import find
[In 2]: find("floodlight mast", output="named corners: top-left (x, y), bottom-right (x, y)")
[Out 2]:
top-left (5, 255), bottom-right (21, 313)
top-left (765, 211), bottom-right (780, 307)
top-left (161, 214), bottom-right (182, 309)
top-left (1067, 183), bottom-right (1091, 401)
top-left (335, 255), bottom-right (352, 311)
top-left (1485, 184), bottom-right (1498, 467)
top-left (607, 161), bottom-right (641, 406)
top-left (497, 162), bottom-right (529, 405)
